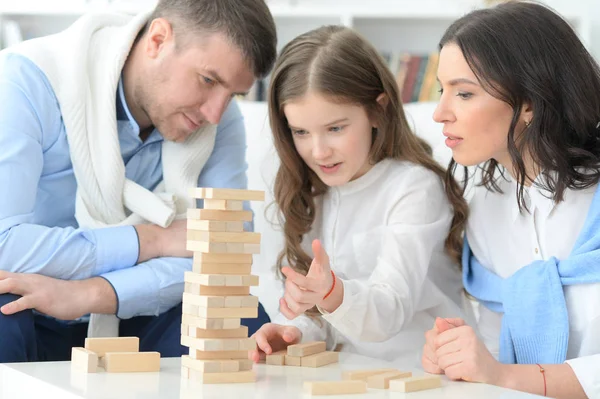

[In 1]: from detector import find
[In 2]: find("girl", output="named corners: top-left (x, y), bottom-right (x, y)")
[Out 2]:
top-left (249, 25), bottom-right (469, 364)
top-left (423, 2), bottom-right (600, 398)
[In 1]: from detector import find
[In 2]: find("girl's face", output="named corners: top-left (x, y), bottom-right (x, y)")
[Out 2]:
top-left (283, 91), bottom-right (375, 187)
top-left (433, 43), bottom-right (529, 169)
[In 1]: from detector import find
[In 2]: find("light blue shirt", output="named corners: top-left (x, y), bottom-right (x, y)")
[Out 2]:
top-left (0, 52), bottom-right (250, 319)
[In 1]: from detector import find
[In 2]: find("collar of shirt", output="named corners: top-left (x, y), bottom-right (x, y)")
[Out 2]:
top-left (116, 77), bottom-right (162, 145)
top-left (510, 172), bottom-right (557, 222)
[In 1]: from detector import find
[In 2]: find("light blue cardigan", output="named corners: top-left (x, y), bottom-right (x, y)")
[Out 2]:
top-left (463, 184), bottom-right (600, 364)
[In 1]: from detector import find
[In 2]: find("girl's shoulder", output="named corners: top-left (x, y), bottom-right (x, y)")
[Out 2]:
top-left (380, 159), bottom-right (445, 191)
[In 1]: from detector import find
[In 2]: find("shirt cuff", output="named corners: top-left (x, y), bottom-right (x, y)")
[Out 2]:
top-left (565, 355), bottom-right (600, 398)
top-left (101, 265), bottom-right (159, 319)
top-left (319, 277), bottom-right (355, 324)
top-left (85, 226), bottom-right (139, 275)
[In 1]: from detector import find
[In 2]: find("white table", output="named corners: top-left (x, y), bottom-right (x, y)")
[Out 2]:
top-left (0, 353), bottom-right (543, 399)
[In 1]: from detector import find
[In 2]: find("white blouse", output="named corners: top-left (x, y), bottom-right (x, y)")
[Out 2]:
top-left (467, 175), bottom-right (600, 398)
top-left (274, 159), bottom-right (467, 366)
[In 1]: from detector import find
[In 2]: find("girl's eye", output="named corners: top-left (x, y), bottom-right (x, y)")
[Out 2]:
top-left (329, 126), bottom-right (344, 132)
top-left (292, 129), bottom-right (307, 136)
top-left (457, 92), bottom-right (473, 100)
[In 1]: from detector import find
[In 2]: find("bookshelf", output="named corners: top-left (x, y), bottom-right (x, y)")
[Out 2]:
top-left (0, 0), bottom-right (593, 102)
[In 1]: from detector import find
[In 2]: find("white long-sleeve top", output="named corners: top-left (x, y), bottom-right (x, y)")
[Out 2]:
top-left (274, 159), bottom-right (466, 365)
top-left (467, 176), bottom-right (600, 398)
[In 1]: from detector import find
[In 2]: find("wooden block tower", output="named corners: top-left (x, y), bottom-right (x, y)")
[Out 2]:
top-left (181, 187), bottom-right (264, 384)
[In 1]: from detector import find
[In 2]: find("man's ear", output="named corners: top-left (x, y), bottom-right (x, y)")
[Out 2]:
top-left (144, 18), bottom-right (174, 59)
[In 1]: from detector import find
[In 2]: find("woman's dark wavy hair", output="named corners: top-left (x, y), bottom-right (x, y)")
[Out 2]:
top-left (440, 1), bottom-right (600, 207)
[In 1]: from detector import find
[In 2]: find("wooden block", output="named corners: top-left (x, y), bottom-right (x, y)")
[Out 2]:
top-left (389, 375), bottom-right (442, 392)
top-left (187, 219), bottom-right (244, 232)
top-left (287, 341), bottom-right (326, 357)
top-left (188, 349), bottom-right (249, 360)
top-left (238, 359), bottom-right (253, 371)
top-left (187, 208), bottom-right (252, 222)
top-left (192, 262), bottom-right (252, 275)
top-left (301, 351), bottom-right (339, 368)
top-left (203, 199), bottom-right (244, 211)
top-left (367, 370), bottom-right (413, 389)
top-left (284, 355), bottom-right (302, 366)
top-left (185, 272), bottom-right (259, 287)
top-left (187, 241), bottom-right (251, 254)
top-left (240, 296), bottom-right (260, 308)
top-left (266, 350), bottom-right (287, 366)
top-left (84, 337), bottom-right (139, 357)
top-left (190, 187), bottom-right (265, 201)
top-left (187, 231), bottom-right (261, 244)
top-left (104, 352), bottom-right (160, 373)
top-left (200, 370), bottom-right (256, 384)
top-left (183, 293), bottom-right (224, 308)
top-left (184, 281), bottom-right (251, 296)
top-left (197, 307), bottom-right (258, 319)
top-left (304, 381), bottom-right (367, 395)
top-left (182, 314), bottom-right (241, 330)
top-left (182, 336), bottom-right (256, 352)
top-left (181, 355), bottom-right (240, 373)
top-left (193, 252), bottom-right (253, 264)
top-left (186, 326), bottom-right (248, 339)
top-left (342, 368), bottom-right (398, 381)
top-left (71, 347), bottom-right (98, 373)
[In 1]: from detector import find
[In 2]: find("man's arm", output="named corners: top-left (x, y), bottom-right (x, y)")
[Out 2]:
top-left (101, 100), bottom-right (251, 318)
top-left (0, 53), bottom-right (140, 279)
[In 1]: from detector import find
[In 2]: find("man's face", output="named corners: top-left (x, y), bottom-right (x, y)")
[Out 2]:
top-left (140, 27), bottom-right (255, 142)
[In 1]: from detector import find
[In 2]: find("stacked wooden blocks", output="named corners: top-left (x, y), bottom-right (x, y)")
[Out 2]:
top-left (266, 341), bottom-right (339, 368)
top-left (71, 337), bottom-right (160, 373)
top-left (181, 187), bottom-right (264, 384)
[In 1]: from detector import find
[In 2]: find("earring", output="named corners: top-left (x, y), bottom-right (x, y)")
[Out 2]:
top-left (525, 120), bottom-right (531, 127)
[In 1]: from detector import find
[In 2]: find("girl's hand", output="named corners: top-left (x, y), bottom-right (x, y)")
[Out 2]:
top-left (280, 239), bottom-right (334, 319)
top-left (248, 323), bottom-right (302, 363)
top-left (422, 317), bottom-right (465, 374)
top-left (435, 323), bottom-right (502, 384)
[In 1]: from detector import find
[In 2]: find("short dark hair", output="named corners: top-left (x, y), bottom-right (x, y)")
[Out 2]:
top-left (440, 1), bottom-right (600, 209)
top-left (144, 0), bottom-right (277, 78)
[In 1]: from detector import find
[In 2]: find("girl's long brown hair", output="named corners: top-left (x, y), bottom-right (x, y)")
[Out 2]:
top-left (268, 26), bottom-right (468, 305)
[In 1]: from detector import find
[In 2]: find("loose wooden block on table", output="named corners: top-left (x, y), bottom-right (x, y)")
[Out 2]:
top-left (301, 351), bottom-right (339, 368)
top-left (192, 262), bottom-right (252, 275)
top-left (71, 347), bottom-right (98, 373)
top-left (265, 350), bottom-right (287, 366)
top-left (389, 375), bottom-right (442, 392)
top-left (367, 370), bottom-right (413, 389)
top-left (104, 351), bottom-right (160, 373)
top-left (187, 219), bottom-right (244, 232)
top-left (182, 313), bottom-right (241, 330)
top-left (197, 370), bottom-right (256, 384)
top-left (84, 337), bottom-right (139, 357)
top-left (189, 187), bottom-right (265, 201)
top-left (342, 368), bottom-right (398, 381)
top-left (193, 252), bottom-right (253, 264)
top-left (287, 341), bottom-right (326, 357)
top-left (181, 336), bottom-right (256, 351)
top-left (187, 208), bottom-right (253, 222)
top-left (184, 282), bottom-right (251, 297)
top-left (304, 381), bottom-right (367, 395)
top-left (203, 199), bottom-right (244, 211)
top-left (284, 355), bottom-right (302, 366)
top-left (187, 230), bottom-right (261, 244)
top-left (188, 349), bottom-right (249, 360)
top-left (183, 325), bottom-right (248, 339)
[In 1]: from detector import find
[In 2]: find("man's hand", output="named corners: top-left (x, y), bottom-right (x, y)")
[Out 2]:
top-left (0, 271), bottom-right (116, 320)
top-left (280, 239), bottom-right (334, 319)
top-left (135, 219), bottom-right (192, 263)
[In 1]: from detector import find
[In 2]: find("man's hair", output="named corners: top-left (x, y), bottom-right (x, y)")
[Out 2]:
top-left (144, 0), bottom-right (277, 78)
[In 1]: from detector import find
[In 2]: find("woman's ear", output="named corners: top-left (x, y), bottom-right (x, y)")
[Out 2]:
top-left (521, 102), bottom-right (533, 127)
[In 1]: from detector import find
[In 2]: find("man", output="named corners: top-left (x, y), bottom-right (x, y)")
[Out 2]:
top-left (0, 0), bottom-right (276, 362)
